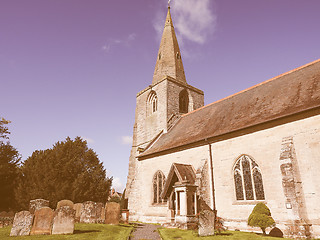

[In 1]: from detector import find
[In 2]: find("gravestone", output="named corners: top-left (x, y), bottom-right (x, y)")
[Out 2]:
top-left (96, 202), bottom-right (104, 223)
top-left (100, 206), bottom-right (105, 222)
top-left (10, 211), bottom-right (34, 236)
top-left (80, 201), bottom-right (97, 223)
top-left (269, 227), bottom-right (284, 238)
top-left (198, 209), bottom-right (215, 236)
top-left (30, 207), bottom-right (54, 235)
top-left (52, 206), bottom-right (75, 235)
top-left (57, 199), bottom-right (74, 210)
top-left (73, 203), bottom-right (82, 223)
top-left (29, 199), bottom-right (49, 214)
top-left (105, 202), bottom-right (120, 225)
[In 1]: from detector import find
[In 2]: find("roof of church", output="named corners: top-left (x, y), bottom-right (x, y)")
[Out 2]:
top-left (152, 7), bottom-right (186, 85)
top-left (140, 59), bottom-right (320, 158)
top-left (161, 163), bottom-right (196, 199)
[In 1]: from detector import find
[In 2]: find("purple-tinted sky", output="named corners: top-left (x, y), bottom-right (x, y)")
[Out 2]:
top-left (1, 0), bottom-right (319, 192)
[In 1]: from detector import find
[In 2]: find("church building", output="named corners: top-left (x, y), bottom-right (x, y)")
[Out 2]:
top-left (126, 6), bottom-right (320, 238)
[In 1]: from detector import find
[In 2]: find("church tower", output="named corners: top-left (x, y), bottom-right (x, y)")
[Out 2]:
top-left (126, 6), bottom-right (204, 212)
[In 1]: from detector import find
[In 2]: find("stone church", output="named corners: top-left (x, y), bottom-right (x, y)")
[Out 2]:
top-left (126, 6), bottom-right (320, 238)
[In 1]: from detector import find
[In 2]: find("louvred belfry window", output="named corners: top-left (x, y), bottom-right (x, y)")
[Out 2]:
top-left (179, 89), bottom-right (189, 114)
top-left (233, 155), bottom-right (265, 201)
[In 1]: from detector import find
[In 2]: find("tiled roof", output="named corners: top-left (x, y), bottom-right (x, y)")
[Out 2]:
top-left (161, 163), bottom-right (196, 199)
top-left (140, 59), bottom-right (320, 158)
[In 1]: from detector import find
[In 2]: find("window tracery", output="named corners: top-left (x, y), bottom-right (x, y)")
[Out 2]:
top-left (147, 91), bottom-right (158, 115)
top-left (233, 155), bottom-right (265, 201)
top-left (153, 170), bottom-right (166, 204)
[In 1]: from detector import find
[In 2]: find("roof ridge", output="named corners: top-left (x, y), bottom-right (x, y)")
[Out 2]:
top-left (182, 58), bottom-right (320, 118)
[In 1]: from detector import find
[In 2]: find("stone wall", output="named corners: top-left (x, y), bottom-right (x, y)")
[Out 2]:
top-left (212, 113), bottom-right (320, 238)
top-left (128, 112), bottom-right (320, 238)
top-left (126, 77), bottom-right (204, 214)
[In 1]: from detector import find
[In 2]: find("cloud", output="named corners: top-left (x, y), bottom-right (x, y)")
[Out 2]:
top-left (81, 136), bottom-right (94, 144)
top-left (102, 33), bottom-right (137, 53)
top-left (154, 0), bottom-right (216, 45)
top-left (121, 136), bottom-right (133, 145)
top-left (112, 177), bottom-right (124, 192)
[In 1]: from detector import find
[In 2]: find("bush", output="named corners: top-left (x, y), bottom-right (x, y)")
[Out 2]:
top-left (215, 216), bottom-right (227, 233)
top-left (248, 203), bottom-right (275, 235)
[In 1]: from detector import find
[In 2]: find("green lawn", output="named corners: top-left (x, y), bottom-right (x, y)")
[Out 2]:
top-left (158, 228), bottom-right (291, 240)
top-left (0, 223), bottom-right (133, 240)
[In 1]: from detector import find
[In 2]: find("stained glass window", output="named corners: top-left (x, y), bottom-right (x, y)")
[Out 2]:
top-left (233, 155), bottom-right (265, 201)
top-left (153, 171), bottom-right (166, 204)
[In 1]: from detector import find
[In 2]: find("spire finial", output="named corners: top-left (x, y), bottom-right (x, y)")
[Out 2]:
top-left (168, 0), bottom-right (171, 8)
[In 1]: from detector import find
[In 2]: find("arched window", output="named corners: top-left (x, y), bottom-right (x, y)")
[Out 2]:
top-left (179, 89), bottom-right (189, 114)
top-left (153, 170), bottom-right (166, 204)
top-left (233, 155), bottom-right (265, 201)
top-left (147, 91), bottom-right (158, 115)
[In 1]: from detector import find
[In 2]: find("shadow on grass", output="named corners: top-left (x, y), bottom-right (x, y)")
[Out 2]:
top-left (216, 232), bottom-right (233, 236)
top-left (119, 224), bottom-right (135, 228)
top-left (74, 229), bottom-right (101, 234)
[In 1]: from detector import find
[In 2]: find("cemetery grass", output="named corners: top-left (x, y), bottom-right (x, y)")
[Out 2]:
top-left (0, 223), bottom-right (134, 240)
top-left (158, 228), bottom-right (291, 240)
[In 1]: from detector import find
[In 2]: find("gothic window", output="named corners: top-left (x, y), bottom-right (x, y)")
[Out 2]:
top-left (147, 91), bottom-right (158, 116)
top-left (233, 155), bottom-right (265, 201)
top-left (153, 170), bottom-right (166, 204)
top-left (179, 89), bottom-right (189, 114)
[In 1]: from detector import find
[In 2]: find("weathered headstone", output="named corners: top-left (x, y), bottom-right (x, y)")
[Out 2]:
top-left (52, 206), bottom-right (75, 235)
top-left (80, 201), bottom-right (97, 223)
top-left (96, 202), bottom-right (104, 223)
top-left (269, 227), bottom-right (284, 238)
top-left (29, 199), bottom-right (49, 214)
top-left (198, 209), bottom-right (215, 236)
top-left (100, 206), bottom-right (105, 222)
top-left (105, 202), bottom-right (120, 225)
top-left (73, 203), bottom-right (82, 223)
top-left (10, 211), bottom-right (34, 236)
top-left (30, 207), bottom-right (54, 235)
top-left (121, 209), bottom-right (129, 224)
top-left (57, 199), bottom-right (74, 210)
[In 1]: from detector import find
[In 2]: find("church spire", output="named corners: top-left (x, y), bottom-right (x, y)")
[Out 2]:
top-left (152, 6), bottom-right (187, 85)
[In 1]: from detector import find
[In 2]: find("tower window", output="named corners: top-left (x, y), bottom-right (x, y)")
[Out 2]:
top-left (147, 90), bottom-right (158, 115)
top-left (153, 170), bottom-right (166, 204)
top-left (233, 155), bottom-right (265, 201)
top-left (179, 89), bottom-right (189, 114)
top-left (159, 53), bottom-right (161, 60)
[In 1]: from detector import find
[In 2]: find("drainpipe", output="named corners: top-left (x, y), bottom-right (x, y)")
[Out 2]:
top-left (208, 143), bottom-right (217, 229)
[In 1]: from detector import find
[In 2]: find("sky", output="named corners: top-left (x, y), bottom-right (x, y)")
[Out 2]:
top-left (1, 0), bottom-right (320, 192)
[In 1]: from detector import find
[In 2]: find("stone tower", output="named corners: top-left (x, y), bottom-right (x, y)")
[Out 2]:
top-left (125, 6), bottom-right (204, 213)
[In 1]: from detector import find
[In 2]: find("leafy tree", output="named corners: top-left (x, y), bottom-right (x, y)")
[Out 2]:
top-left (0, 142), bottom-right (21, 211)
top-left (0, 117), bottom-right (21, 211)
top-left (0, 118), bottom-right (10, 139)
top-left (16, 137), bottom-right (112, 209)
top-left (248, 203), bottom-right (275, 235)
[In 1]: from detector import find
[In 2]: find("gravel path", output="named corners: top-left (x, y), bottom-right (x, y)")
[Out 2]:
top-left (130, 223), bottom-right (161, 240)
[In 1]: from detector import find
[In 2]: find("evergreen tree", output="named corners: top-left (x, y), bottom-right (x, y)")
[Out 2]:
top-left (248, 203), bottom-right (275, 235)
top-left (0, 117), bottom-right (21, 211)
top-left (16, 137), bottom-right (112, 209)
